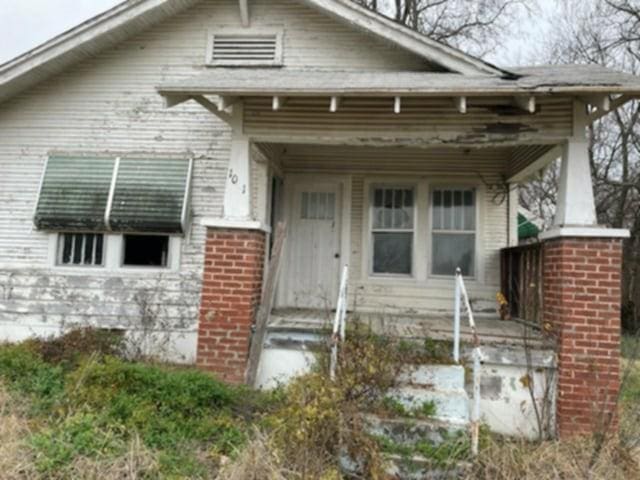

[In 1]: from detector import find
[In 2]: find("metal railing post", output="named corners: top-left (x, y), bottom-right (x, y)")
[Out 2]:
top-left (330, 264), bottom-right (349, 381)
top-left (453, 268), bottom-right (461, 363)
top-left (453, 267), bottom-right (481, 456)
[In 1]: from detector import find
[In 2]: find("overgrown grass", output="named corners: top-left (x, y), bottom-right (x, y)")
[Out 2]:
top-left (2, 328), bottom-right (640, 479)
top-left (0, 330), bottom-right (264, 479)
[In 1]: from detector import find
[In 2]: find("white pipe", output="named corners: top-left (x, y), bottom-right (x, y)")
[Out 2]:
top-left (453, 268), bottom-right (461, 363)
top-left (471, 346), bottom-right (481, 456)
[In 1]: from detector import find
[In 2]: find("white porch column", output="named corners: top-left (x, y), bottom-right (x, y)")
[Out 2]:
top-left (554, 100), bottom-right (597, 226)
top-left (223, 103), bottom-right (252, 220)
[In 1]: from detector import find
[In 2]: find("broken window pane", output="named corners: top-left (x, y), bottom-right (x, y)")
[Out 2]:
top-left (123, 235), bottom-right (169, 267)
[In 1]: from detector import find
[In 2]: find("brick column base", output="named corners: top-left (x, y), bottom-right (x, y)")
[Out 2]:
top-left (196, 228), bottom-right (265, 384)
top-left (543, 236), bottom-right (623, 438)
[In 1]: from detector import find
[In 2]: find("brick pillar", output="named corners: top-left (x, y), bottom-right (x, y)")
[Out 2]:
top-left (197, 228), bottom-right (266, 383)
top-left (543, 236), bottom-right (623, 438)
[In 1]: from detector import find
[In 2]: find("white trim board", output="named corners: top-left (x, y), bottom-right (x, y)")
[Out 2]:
top-left (200, 217), bottom-right (271, 233)
top-left (539, 226), bottom-right (630, 240)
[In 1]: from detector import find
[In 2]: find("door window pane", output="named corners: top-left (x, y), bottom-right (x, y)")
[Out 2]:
top-left (301, 192), bottom-right (335, 220)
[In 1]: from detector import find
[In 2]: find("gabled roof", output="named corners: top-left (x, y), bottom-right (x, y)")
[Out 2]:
top-left (300, 0), bottom-right (508, 76)
top-left (0, 0), bottom-right (509, 104)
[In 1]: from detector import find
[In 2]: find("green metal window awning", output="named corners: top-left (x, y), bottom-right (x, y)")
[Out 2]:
top-left (34, 156), bottom-right (193, 234)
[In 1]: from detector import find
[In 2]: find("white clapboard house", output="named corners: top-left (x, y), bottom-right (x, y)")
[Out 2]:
top-left (0, 0), bottom-right (637, 439)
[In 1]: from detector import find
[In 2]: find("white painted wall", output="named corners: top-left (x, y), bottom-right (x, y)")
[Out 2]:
top-left (0, 0), bottom-right (427, 350)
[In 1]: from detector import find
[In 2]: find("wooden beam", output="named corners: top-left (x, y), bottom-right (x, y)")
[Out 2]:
top-left (330, 96), bottom-right (341, 113)
top-left (239, 0), bottom-right (250, 27)
top-left (587, 94), bottom-right (634, 122)
top-left (513, 96), bottom-right (536, 114)
top-left (163, 94), bottom-right (190, 108)
top-left (394, 96), bottom-right (401, 114)
top-left (453, 96), bottom-right (467, 114)
top-left (217, 95), bottom-right (239, 112)
top-left (581, 94), bottom-right (610, 113)
top-left (191, 95), bottom-right (232, 124)
top-left (272, 96), bottom-right (287, 111)
top-left (245, 222), bottom-right (287, 386)
top-left (507, 145), bottom-right (562, 183)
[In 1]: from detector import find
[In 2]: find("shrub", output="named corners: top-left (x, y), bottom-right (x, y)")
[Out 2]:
top-left (0, 343), bottom-right (65, 411)
top-left (27, 328), bottom-right (124, 368)
top-left (65, 356), bottom-right (244, 450)
top-left (29, 412), bottom-right (126, 473)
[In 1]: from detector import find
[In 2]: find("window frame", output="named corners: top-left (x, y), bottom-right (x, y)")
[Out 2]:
top-left (368, 183), bottom-right (417, 278)
top-left (428, 185), bottom-right (478, 279)
top-left (48, 233), bottom-right (181, 272)
top-left (120, 233), bottom-right (171, 269)
top-left (56, 232), bottom-right (106, 268)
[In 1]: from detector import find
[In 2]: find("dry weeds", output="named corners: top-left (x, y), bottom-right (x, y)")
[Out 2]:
top-left (0, 383), bottom-right (161, 480)
top-left (0, 383), bottom-right (37, 479)
top-left (216, 429), bottom-right (288, 480)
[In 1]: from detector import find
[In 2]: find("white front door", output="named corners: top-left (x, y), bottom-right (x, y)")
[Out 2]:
top-left (278, 180), bottom-right (342, 309)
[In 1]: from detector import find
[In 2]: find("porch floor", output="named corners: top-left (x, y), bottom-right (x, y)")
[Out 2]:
top-left (268, 308), bottom-right (553, 349)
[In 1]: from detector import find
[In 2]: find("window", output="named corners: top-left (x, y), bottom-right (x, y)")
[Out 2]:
top-left (431, 188), bottom-right (476, 276)
top-left (301, 192), bottom-right (335, 220)
top-left (58, 233), bottom-right (104, 266)
top-left (371, 187), bottom-right (414, 275)
top-left (123, 235), bottom-right (169, 267)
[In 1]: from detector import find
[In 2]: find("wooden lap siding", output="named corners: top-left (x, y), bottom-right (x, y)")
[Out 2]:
top-left (0, 0), bottom-right (426, 339)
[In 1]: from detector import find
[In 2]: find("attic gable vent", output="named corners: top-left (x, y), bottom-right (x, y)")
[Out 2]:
top-left (207, 31), bottom-right (283, 66)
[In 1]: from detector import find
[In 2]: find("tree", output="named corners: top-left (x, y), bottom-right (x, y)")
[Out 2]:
top-left (520, 0), bottom-right (640, 331)
top-left (352, 0), bottom-right (527, 57)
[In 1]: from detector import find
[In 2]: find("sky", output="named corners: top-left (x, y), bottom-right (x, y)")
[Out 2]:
top-left (0, 0), bottom-right (559, 67)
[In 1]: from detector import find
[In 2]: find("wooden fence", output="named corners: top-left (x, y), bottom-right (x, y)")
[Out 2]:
top-left (500, 243), bottom-right (543, 327)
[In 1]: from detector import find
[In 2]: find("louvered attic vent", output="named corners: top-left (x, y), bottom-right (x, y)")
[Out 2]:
top-left (208, 32), bottom-right (282, 66)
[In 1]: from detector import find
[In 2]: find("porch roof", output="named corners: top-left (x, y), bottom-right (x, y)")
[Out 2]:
top-left (157, 64), bottom-right (640, 97)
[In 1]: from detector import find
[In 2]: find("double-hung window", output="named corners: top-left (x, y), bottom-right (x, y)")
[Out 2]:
top-left (431, 188), bottom-right (476, 276)
top-left (371, 187), bottom-right (414, 275)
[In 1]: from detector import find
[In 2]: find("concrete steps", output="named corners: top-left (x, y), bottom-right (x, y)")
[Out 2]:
top-left (368, 364), bottom-right (471, 479)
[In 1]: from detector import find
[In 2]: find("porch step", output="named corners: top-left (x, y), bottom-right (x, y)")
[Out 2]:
top-left (363, 414), bottom-right (466, 446)
top-left (387, 387), bottom-right (469, 424)
top-left (398, 364), bottom-right (465, 391)
top-left (352, 414), bottom-right (470, 479)
top-left (390, 364), bottom-right (470, 424)
top-left (384, 454), bottom-right (471, 480)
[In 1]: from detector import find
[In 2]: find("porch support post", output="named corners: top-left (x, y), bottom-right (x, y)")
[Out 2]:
top-left (196, 100), bottom-right (270, 383)
top-left (223, 103), bottom-right (252, 221)
top-left (539, 101), bottom-right (630, 438)
top-left (554, 100), bottom-right (597, 227)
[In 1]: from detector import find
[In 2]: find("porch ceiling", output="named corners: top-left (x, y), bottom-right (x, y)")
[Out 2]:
top-left (258, 142), bottom-right (556, 183)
